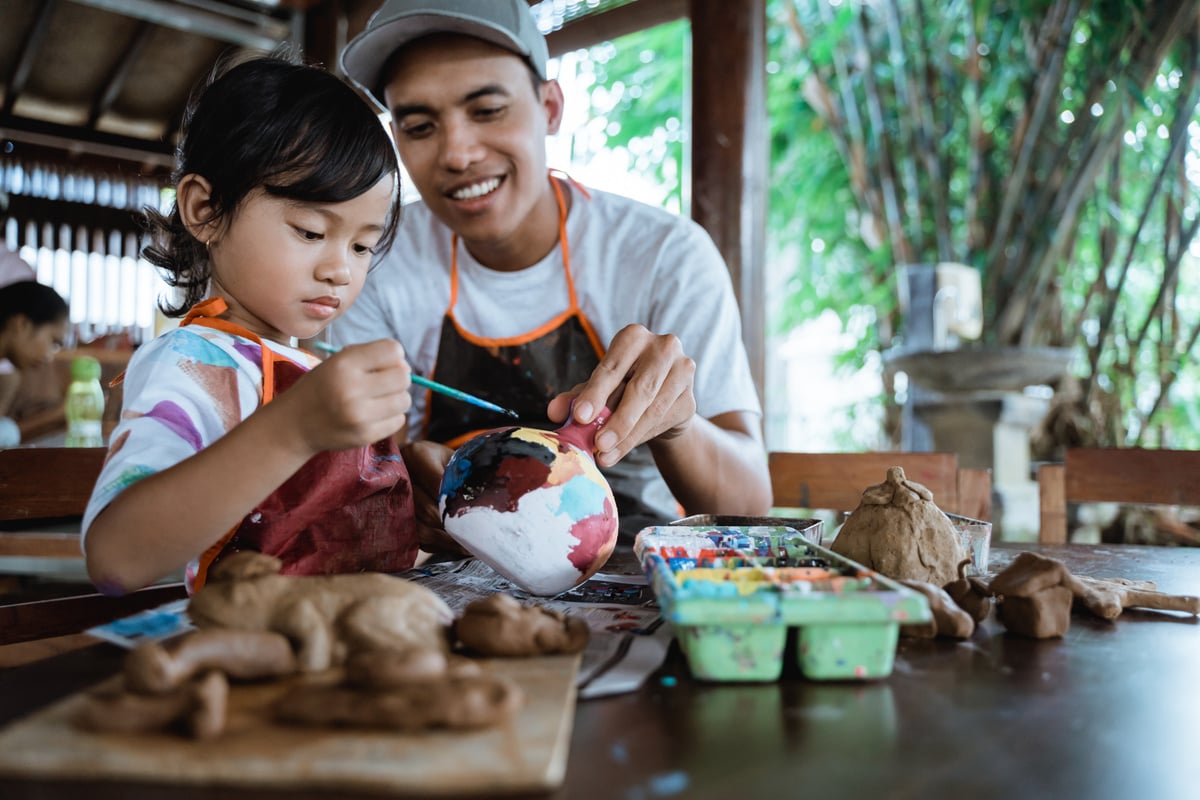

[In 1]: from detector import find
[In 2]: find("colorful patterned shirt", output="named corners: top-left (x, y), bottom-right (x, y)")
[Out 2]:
top-left (81, 325), bottom-right (318, 588)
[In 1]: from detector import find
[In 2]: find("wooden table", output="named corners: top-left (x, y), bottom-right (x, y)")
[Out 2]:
top-left (2, 542), bottom-right (1198, 799)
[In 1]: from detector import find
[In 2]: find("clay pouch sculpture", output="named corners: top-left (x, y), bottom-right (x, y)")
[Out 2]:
top-left (830, 466), bottom-right (965, 586)
top-left (437, 409), bottom-right (619, 596)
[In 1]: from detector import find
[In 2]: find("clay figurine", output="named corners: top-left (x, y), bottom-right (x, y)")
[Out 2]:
top-left (187, 551), bottom-right (454, 671)
top-left (455, 593), bottom-right (590, 657)
top-left (830, 466), bottom-right (964, 586)
top-left (943, 559), bottom-right (994, 624)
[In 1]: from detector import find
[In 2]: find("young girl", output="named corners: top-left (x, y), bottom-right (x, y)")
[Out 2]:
top-left (82, 55), bottom-right (419, 595)
top-left (0, 281), bottom-right (69, 444)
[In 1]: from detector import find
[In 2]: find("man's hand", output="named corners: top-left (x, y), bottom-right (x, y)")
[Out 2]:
top-left (547, 324), bottom-right (697, 468)
top-left (401, 440), bottom-right (469, 555)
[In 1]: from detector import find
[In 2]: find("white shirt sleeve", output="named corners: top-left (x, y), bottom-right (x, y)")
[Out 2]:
top-left (81, 328), bottom-right (266, 544)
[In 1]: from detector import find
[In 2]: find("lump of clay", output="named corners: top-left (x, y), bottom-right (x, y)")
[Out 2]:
top-left (830, 466), bottom-right (964, 586)
top-left (988, 551), bottom-right (1075, 638)
top-left (456, 593), bottom-right (590, 657)
top-left (899, 580), bottom-right (976, 639)
top-left (275, 673), bottom-right (524, 732)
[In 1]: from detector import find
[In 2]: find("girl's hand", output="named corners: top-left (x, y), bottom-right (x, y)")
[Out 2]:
top-left (281, 339), bottom-right (412, 454)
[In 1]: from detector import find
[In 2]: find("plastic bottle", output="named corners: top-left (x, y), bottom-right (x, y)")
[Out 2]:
top-left (65, 356), bottom-right (105, 448)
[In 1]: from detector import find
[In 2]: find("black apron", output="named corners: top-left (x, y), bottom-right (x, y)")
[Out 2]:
top-left (423, 175), bottom-right (673, 536)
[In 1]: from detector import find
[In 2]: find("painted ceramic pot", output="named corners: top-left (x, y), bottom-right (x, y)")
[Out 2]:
top-left (437, 410), bottom-right (619, 596)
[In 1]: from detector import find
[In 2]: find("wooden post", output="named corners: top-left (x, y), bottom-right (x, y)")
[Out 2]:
top-left (1038, 463), bottom-right (1067, 544)
top-left (689, 0), bottom-right (767, 402)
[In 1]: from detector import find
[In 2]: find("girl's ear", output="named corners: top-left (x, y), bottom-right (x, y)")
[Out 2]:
top-left (176, 174), bottom-right (220, 245)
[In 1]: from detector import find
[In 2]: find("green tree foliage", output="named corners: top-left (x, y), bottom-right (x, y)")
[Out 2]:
top-left (776, 0), bottom-right (1200, 450)
top-left (576, 2), bottom-right (1200, 449)
top-left (566, 19), bottom-right (690, 210)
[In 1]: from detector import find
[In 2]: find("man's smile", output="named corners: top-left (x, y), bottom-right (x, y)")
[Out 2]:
top-left (449, 177), bottom-right (502, 201)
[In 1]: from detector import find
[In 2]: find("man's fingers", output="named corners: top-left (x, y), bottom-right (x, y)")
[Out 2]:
top-left (595, 361), bottom-right (695, 467)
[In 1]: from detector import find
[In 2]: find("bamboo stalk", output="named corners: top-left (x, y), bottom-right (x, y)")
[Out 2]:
top-left (883, 0), bottom-right (924, 249)
top-left (852, 3), bottom-right (912, 263)
top-left (986, 0), bottom-right (1079, 291)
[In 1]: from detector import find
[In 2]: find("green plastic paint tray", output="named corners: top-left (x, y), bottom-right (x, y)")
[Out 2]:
top-left (634, 522), bottom-right (932, 682)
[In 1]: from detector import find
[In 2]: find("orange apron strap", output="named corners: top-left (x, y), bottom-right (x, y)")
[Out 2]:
top-left (549, 176), bottom-right (581, 313)
top-left (549, 168), bottom-right (591, 200)
top-left (181, 299), bottom-right (277, 404)
top-left (548, 174), bottom-right (604, 359)
top-left (179, 298), bottom-right (285, 589)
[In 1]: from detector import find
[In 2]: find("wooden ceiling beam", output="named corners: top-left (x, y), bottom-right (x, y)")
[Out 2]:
top-left (3, 0), bottom-right (58, 118)
top-left (544, 0), bottom-right (687, 57)
top-left (0, 116), bottom-right (175, 169)
top-left (70, 0), bottom-right (291, 50)
top-left (87, 21), bottom-right (156, 130)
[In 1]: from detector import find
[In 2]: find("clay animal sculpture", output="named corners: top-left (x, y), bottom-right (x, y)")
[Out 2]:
top-left (456, 593), bottom-right (590, 657)
top-left (438, 410), bottom-right (619, 596)
top-left (188, 552), bottom-right (454, 671)
top-left (831, 466), bottom-right (965, 586)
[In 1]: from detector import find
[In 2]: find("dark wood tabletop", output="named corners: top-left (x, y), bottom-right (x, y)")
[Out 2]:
top-left (3, 541), bottom-right (1198, 800)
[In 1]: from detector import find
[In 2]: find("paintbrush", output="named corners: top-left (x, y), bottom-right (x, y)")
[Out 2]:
top-left (312, 340), bottom-right (519, 419)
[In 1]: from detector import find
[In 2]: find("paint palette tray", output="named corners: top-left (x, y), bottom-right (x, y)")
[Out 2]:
top-left (634, 523), bottom-right (931, 682)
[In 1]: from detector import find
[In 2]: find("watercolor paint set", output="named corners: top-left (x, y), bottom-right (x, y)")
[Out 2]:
top-left (635, 520), bottom-right (932, 682)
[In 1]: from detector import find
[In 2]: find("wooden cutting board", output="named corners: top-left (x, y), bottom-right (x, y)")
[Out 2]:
top-left (0, 654), bottom-right (579, 795)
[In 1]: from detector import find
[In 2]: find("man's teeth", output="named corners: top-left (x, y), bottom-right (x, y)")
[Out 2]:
top-left (452, 178), bottom-right (501, 200)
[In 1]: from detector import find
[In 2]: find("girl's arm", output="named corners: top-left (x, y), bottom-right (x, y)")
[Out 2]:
top-left (84, 340), bottom-right (411, 593)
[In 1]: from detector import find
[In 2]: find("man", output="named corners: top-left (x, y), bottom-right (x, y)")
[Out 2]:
top-left (336, 0), bottom-right (771, 537)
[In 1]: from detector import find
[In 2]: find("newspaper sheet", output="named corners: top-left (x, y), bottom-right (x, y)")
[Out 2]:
top-left (398, 559), bottom-right (670, 699)
top-left (88, 559), bottom-right (670, 699)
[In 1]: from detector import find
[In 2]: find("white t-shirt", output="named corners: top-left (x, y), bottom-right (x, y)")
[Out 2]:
top-left (334, 181), bottom-right (760, 531)
top-left (81, 325), bottom-right (317, 588)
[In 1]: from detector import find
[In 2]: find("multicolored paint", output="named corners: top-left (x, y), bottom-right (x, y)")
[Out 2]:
top-left (635, 523), bottom-right (932, 682)
top-left (438, 422), bottom-right (618, 597)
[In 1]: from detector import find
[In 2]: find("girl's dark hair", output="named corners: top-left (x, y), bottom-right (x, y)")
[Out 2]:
top-left (143, 53), bottom-right (401, 316)
top-left (0, 280), bottom-right (69, 328)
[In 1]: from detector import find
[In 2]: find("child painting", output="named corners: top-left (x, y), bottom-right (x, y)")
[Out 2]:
top-left (82, 54), bottom-right (426, 595)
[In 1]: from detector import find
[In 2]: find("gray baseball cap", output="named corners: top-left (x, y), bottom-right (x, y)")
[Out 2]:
top-left (341, 0), bottom-right (549, 113)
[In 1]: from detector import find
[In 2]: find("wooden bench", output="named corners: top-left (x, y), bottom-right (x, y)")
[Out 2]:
top-left (768, 451), bottom-right (992, 520)
top-left (0, 446), bottom-right (188, 658)
top-left (1037, 447), bottom-right (1200, 544)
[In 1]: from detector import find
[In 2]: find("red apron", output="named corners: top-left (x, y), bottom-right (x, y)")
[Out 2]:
top-left (422, 175), bottom-right (672, 532)
top-left (182, 298), bottom-right (418, 592)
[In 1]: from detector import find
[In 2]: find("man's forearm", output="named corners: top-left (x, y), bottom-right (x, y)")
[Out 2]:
top-left (648, 411), bottom-right (771, 517)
